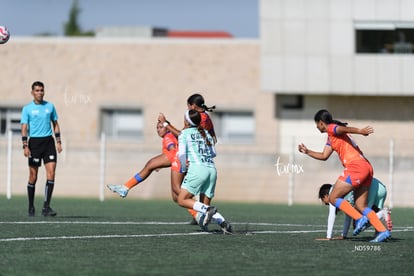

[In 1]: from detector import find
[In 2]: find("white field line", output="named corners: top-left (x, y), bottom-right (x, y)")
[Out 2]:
top-left (0, 221), bottom-right (412, 242)
top-left (0, 232), bottom-right (209, 242)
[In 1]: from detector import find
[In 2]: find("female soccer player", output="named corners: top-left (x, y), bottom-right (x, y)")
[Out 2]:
top-left (317, 178), bottom-right (392, 240)
top-left (107, 121), bottom-right (180, 199)
top-left (160, 95), bottom-right (231, 233)
top-left (158, 93), bottom-right (217, 200)
top-left (298, 109), bottom-right (390, 242)
top-left (175, 109), bottom-right (231, 233)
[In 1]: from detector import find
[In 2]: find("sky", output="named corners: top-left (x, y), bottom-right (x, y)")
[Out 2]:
top-left (2, 0), bottom-right (259, 38)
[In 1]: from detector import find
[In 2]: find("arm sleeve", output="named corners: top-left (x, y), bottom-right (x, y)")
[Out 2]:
top-left (52, 105), bottom-right (58, 121)
top-left (326, 203), bottom-right (336, 239)
top-left (20, 107), bottom-right (28, 124)
top-left (177, 134), bottom-right (187, 173)
top-left (207, 132), bottom-right (216, 158)
top-left (209, 144), bottom-right (216, 158)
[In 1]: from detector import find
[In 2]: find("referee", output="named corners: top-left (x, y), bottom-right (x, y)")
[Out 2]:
top-left (20, 81), bottom-right (63, 217)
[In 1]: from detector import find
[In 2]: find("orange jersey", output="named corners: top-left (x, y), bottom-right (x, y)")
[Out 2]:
top-left (162, 132), bottom-right (180, 172)
top-left (326, 124), bottom-right (367, 167)
top-left (162, 132), bottom-right (178, 162)
top-left (200, 112), bottom-right (216, 138)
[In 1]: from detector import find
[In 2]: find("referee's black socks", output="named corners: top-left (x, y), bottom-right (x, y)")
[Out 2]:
top-left (27, 183), bottom-right (35, 208)
top-left (44, 180), bottom-right (55, 207)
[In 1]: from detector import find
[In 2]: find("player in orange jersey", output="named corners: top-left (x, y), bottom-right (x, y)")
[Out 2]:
top-left (298, 109), bottom-right (390, 242)
top-left (107, 121), bottom-right (180, 200)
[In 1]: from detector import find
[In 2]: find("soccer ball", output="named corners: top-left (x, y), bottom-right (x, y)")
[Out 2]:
top-left (0, 26), bottom-right (10, 44)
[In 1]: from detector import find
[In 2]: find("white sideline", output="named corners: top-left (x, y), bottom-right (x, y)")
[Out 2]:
top-left (0, 221), bottom-right (411, 242)
top-left (0, 221), bottom-right (327, 226)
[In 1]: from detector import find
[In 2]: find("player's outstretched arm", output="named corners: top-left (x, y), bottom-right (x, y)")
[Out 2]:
top-left (298, 143), bottom-right (333, 161)
top-left (335, 125), bottom-right (374, 136)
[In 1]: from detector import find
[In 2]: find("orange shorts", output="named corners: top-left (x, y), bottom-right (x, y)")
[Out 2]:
top-left (165, 151), bottom-right (180, 172)
top-left (338, 159), bottom-right (373, 188)
top-left (170, 155), bottom-right (180, 172)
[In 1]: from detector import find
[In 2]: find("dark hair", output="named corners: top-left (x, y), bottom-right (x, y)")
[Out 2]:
top-left (318, 183), bottom-right (332, 199)
top-left (187, 93), bottom-right (216, 112)
top-left (188, 109), bottom-right (201, 126)
top-left (188, 109), bottom-right (212, 147)
top-left (314, 109), bottom-right (347, 126)
top-left (318, 183), bottom-right (339, 214)
top-left (31, 81), bottom-right (44, 90)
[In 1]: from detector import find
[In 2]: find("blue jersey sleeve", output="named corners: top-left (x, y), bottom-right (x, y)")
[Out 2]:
top-left (51, 104), bottom-right (58, 121)
top-left (20, 106), bottom-right (29, 124)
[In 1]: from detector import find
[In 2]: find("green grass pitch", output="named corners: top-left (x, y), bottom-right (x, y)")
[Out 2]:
top-left (0, 196), bottom-right (413, 275)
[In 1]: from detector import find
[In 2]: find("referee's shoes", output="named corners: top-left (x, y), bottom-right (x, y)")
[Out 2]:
top-left (42, 206), bottom-right (57, 216)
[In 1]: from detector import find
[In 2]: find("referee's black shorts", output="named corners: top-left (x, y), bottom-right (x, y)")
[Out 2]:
top-left (28, 136), bottom-right (57, 167)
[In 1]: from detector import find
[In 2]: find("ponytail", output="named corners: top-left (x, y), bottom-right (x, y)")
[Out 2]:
top-left (197, 125), bottom-right (212, 147)
top-left (201, 104), bottom-right (216, 112)
top-left (332, 119), bottom-right (348, 126)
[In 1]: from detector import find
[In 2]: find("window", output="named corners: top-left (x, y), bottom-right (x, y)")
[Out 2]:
top-left (0, 107), bottom-right (22, 136)
top-left (212, 111), bottom-right (254, 144)
top-left (275, 94), bottom-right (305, 119)
top-left (100, 108), bottom-right (143, 140)
top-left (355, 21), bottom-right (414, 54)
top-left (278, 95), bottom-right (303, 110)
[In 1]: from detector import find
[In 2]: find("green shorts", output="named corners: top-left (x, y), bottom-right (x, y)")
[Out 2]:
top-left (181, 165), bottom-right (217, 199)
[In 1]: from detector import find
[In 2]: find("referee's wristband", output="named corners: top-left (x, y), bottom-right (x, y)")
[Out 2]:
top-left (163, 121), bottom-right (170, 127)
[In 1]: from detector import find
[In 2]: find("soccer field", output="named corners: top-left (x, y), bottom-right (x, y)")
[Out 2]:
top-left (0, 197), bottom-right (413, 275)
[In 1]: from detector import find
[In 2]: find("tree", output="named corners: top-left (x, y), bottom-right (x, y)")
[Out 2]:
top-left (64, 0), bottom-right (94, 36)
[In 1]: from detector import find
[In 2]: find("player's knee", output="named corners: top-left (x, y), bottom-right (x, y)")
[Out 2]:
top-left (176, 198), bottom-right (185, 207)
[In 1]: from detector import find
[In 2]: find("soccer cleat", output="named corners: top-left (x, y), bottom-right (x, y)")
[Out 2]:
top-left (220, 221), bottom-right (233, 235)
top-left (189, 217), bottom-right (198, 225)
top-left (195, 212), bottom-right (208, 231)
top-left (42, 206), bottom-right (57, 217)
top-left (202, 206), bottom-right (217, 228)
top-left (353, 216), bottom-right (369, 236)
top-left (198, 213), bottom-right (208, 231)
top-left (385, 209), bottom-right (393, 231)
top-left (370, 230), bottom-right (391, 242)
top-left (28, 207), bottom-right (35, 217)
top-left (107, 184), bottom-right (129, 198)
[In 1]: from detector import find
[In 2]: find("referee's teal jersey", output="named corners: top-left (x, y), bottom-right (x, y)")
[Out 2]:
top-left (20, 101), bottom-right (58, 137)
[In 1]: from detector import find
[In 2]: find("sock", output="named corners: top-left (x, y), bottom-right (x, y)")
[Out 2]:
top-left (376, 209), bottom-right (386, 220)
top-left (192, 201), bottom-right (209, 214)
top-left (187, 208), bottom-right (198, 218)
top-left (44, 180), bottom-right (54, 208)
top-left (364, 208), bottom-right (387, 232)
top-left (335, 198), bottom-right (362, 220)
top-left (124, 173), bottom-right (142, 189)
top-left (27, 183), bottom-right (35, 208)
top-left (211, 212), bottom-right (225, 225)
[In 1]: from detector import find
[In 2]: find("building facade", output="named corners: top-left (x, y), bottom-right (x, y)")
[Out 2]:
top-left (1, 0), bottom-right (413, 206)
